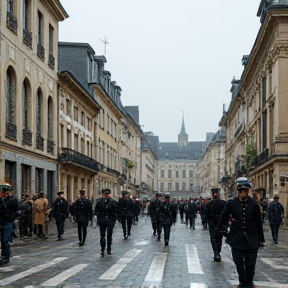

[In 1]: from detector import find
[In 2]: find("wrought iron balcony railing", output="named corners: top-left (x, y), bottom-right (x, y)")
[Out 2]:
top-left (59, 148), bottom-right (102, 173)
top-left (23, 29), bottom-right (32, 48)
top-left (47, 140), bottom-right (54, 154)
top-left (22, 129), bottom-right (32, 145)
top-left (107, 167), bottom-right (121, 178)
top-left (37, 44), bottom-right (45, 60)
top-left (6, 12), bottom-right (17, 33)
top-left (6, 122), bottom-right (17, 140)
top-left (48, 53), bottom-right (55, 68)
top-left (36, 135), bottom-right (44, 150)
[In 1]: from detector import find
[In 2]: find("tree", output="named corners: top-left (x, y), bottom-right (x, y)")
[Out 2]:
top-left (245, 141), bottom-right (257, 173)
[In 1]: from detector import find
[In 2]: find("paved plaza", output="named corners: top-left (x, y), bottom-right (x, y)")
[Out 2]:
top-left (0, 215), bottom-right (288, 288)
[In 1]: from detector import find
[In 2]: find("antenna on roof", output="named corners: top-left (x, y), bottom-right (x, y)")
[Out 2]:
top-left (100, 37), bottom-right (110, 55)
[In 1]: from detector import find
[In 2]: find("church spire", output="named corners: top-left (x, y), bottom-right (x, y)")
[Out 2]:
top-left (178, 112), bottom-right (188, 147)
top-left (180, 111), bottom-right (187, 135)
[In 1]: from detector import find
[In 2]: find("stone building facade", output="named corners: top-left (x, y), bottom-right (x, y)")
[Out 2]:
top-left (0, 0), bottom-right (68, 203)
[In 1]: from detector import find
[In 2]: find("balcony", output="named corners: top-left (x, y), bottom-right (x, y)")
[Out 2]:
top-left (107, 167), bottom-right (121, 178)
top-left (36, 135), bottom-right (44, 150)
top-left (59, 148), bottom-right (102, 173)
top-left (6, 12), bottom-right (17, 33)
top-left (23, 29), bottom-right (32, 48)
top-left (22, 129), bottom-right (32, 146)
top-left (37, 44), bottom-right (45, 60)
top-left (5, 122), bottom-right (17, 140)
top-left (48, 53), bottom-right (55, 68)
top-left (47, 140), bottom-right (54, 154)
top-left (259, 148), bottom-right (269, 163)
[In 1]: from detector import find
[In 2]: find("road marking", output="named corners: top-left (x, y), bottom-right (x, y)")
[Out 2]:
top-left (99, 248), bottom-right (142, 280)
top-left (0, 257), bottom-right (67, 286)
top-left (261, 258), bottom-right (288, 270)
top-left (185, 244), bottom-right (204, 274)
top-left (41, 264), bottom-right (88, 287)
top-left (0, 266), bottom-right (15, 272)
top-left (190, 283), bottom-right (208, 288)
top-left (144, 253), bottom-right (167, 282)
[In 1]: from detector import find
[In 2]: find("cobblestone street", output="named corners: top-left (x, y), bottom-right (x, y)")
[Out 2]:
top-left (1, 215), bottom-right (287, 288)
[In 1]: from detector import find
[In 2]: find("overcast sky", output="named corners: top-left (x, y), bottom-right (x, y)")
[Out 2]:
top-left (59, 0), bottom-right (261, 142)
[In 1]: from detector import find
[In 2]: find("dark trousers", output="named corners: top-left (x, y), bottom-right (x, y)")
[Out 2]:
top-left (156, 219), bottom-right (162, 237)
top-left (77, 221), bottom-right (88, 244)
top-left (231, 248), bottom-right (258, 285)
top-left (0, 223), bottom-right (13, 257)
top-left (270, 221), bottom-right (281, 242)
top-left (186, 215), bottom-right (196, 229)
top-left (99, 223), bottom-right (114, 252)
top-left (55, 216), bottom-right (66, 238)
top-left (163, 223), bottom-right (171, 244)
top-left (121, 216), bottom-right (132, 237)
top-left (179, 211), bottom-right (184, 222)
top-left (151, 218), bottom-right (157, 234)
top-left (208, 226), bottom-right (223, 255)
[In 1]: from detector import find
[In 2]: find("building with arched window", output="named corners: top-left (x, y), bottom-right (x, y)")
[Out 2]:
top-left (0, 0), bottom-right (68, 203)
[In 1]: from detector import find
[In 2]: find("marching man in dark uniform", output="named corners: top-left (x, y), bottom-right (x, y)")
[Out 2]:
top-left (118, 190), bottom-right (134, 239)
top-left (0, 183), bottom-right (18, 266)
top-left (95, 188), bottom-right (117, 257)
top-left (148, 191), bottom-right (162, 239)
top-left (74, 189), bottom-right (93, 246)
top-left (218, 177), bottom-right (265, 288)
top-left (205, 188), bottom-right (226, 262)
top-left (53, 191), bottom-right (69, 241)
top-left (185, 199), bottom-right (198, 229)
top-left (158, 193), bottom-right (173, 246)
top-left (178, 200), bottom-right (185, 223)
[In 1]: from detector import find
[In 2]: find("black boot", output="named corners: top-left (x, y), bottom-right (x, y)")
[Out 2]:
top-left (101, 249), bottom-right (104, 257)
top-left (214, 253), bottom-right (221, 262)
top-left (0, 256), bottom-right (10, 266)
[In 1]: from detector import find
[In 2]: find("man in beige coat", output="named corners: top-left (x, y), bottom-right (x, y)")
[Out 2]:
top-left (33, 192), bottom-right (50, 238)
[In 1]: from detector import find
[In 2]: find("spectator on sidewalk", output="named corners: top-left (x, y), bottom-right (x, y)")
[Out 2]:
top-left (34, 192), bottom-right (50, 238)
top-left (268, 194), bottom-right (284, 244)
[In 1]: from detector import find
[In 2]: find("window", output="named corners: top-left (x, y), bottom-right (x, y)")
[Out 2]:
top-left (47, 96), bottom-right (53, 140)
top-left (6, 67), bottom-right (16, 125)
top-left (182, 170), bottom-right (186, 178)
top-left (23, 0), bottom-right (32, 47)
top-left (74, 106), bottom-right (78, 121)
top-left (60, 124), bottom-right (64, 148)
top-left (161, 170), bottom-right (165, 178)
top-left (67, 129), bottom-right (71, 148)
top-left (175, 170), bottom-right (179, 178)
top-left (190, 183), bottom-right (194, 191)
top-left (66, 99), bottom-right (71, 116)
top-left (87, 116), bottom-right (91, 131)
top-left (81, 138), bottom-right (85, 154)
top-left (168, 170), bottom-right (171, 178)
top-left (176, 183), bottom-right (179, 192)
top-left (74, 133), bottom-right (78, 151)
top-left (262, 77), bottom-right (266, 108)
top-left (160, 183), bottom-right (164, 192)
top-left (7, 0), bottom-right (15, 13)
top-left (37, 10), bottom-right (44, 59)
top-left (262, 111), bottom-right (267, 150)
top-left (81, 111), bottom-right (85, 126)
top-left (48, 24), bottom-right (55, 67)
top-left (35, 168), bottom-right (44, 193)
top-left (22, 79), bottom-right (30, 129)
top-left (189, 170), bottom-right (193, 178)
top-left (182, 183), bottom-right (186, 192)
top-left (36, 88), bottom-right (42, 136)
top-left (87, 141), bottom-right (89, 156)
top-left (168, 183), bottom-right (172, 191)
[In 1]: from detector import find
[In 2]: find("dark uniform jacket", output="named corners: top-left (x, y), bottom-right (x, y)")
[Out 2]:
top-left (53, 198), bottom-right (69, 220)
top-left (118, 197), bottom-right (134, 217)
top-left (205, 199), bottom-right (226, 227)
top-left (74, 198), bottom-right (93, 222)
top-left (158, 202), bottom-right (174, 225)
top-left (185, 202), bottom-right (197, 217)
top-left (218, 197), bottom-right (265, 249)
top-left (95, 197), bottom-right (117, 225)
top-left (268, 201), bottom-right (284, 223)
top-left (0, 196), bottom-right (18, 225)
top-left (148, 198), bottom-right (162, 220)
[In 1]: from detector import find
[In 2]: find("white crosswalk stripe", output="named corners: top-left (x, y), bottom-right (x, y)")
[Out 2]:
top-left (0, 257), bottom-right (67, 286)
top-left (41, 264), bottom-right (88, 287)
top-left (185, 244), bottom-right (204, 274)
top-left (99, 248), bottom-right (142, 280)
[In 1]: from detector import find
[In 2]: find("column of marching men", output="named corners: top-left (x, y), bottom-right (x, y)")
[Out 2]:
top-left (0, 181), bottom-right (286, 288)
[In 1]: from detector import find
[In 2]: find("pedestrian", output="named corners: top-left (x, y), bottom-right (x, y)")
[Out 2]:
top-left (74, 189), bottom-right (93, 246)
top-left (34, 191), bottom-right (50, 238)
top-left (18, 194), bottom-right (33, 237)
top-left (148, 192), bottom-right (162, 238)
top-left (170, 198), bottom-right (178, 225)
top-left (268, 194), bottom-right (284, 244)
top-left (185, 199), bottom-right (197, 229)
top-left (95, 188), bottom-right (118, 257)
top-left (178, 200), bottom-right (185, 223)
top-left (200, 199), bottom-right (207, 230)
top-left (53, 191), bottom-right (69, 241)
top-left (133, 198), bottom-right (141, 224)
top-left (158, 193), bottom-right (173, 246)
top-left (205, 188), bottom-right (226, 262)
top-left (118, 190), bottom-right (134, 240)
top-left (218, 177), bottom-right (265, 288)
top-left (0, 183), bottom-right (19, 266)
